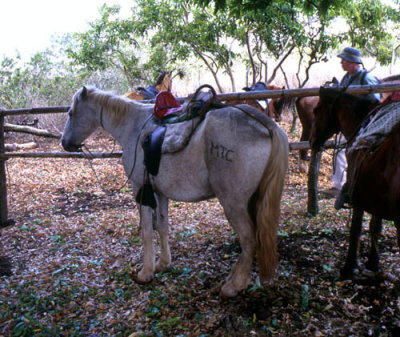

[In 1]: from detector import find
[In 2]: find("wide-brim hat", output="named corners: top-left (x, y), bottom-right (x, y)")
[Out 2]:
top-left (338, 47), bottom-right (362, 64)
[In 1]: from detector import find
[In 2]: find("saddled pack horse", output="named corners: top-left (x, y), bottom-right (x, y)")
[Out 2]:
top-left (61, 86), bottom-right (289, 297)
top-left (310, 82), bottom-right (400, 279)
top-left (124, 71), bottom-right (172, 100)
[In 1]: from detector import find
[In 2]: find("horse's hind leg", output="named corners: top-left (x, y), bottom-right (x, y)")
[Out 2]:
top-left (137, 205), bottom-right (156, 283)
top-left (365, 215), bottom-right (382, 272)
top-left (341, 208), bottom-right (364, 279)
top-left (220, 205), bottom-right (256, 297)
top-left (298, 129), bottom-right (310, 173)
top-left (154, 194), bottom-right (171, 273)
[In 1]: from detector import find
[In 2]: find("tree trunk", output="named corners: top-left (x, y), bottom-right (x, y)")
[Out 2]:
top-left (307, 149), bottom-right (322, 216)
top-left (5, 142), bottom-right (38, 152)
top-left (4, 123), bottom-right (60, 138)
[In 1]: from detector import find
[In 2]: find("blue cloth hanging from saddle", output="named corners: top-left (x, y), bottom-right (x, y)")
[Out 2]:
top-left (136, 85), bottom-right (160, 99)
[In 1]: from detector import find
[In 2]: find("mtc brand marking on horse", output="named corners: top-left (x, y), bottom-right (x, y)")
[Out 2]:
top-left (210, 141), bottom-right (234, 162)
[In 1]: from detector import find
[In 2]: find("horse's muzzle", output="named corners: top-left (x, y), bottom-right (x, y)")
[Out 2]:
top-left (61, 139), bottom-right (83, 152)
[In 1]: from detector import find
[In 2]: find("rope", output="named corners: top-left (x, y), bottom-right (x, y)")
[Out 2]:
top-left (82, 145), bottom-right (130, 195)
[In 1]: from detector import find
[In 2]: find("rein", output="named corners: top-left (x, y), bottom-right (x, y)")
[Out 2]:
top-left (81, 144), bottom-right (128, 196)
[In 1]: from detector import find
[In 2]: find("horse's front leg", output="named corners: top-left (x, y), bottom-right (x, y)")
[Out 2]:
top-left (341, 207), bottom-right (364, 279)
top-left (154, 194), bottom-right (171, 273)
top-left (365, 215), bottom-right (382, 272)
top-left (137, 204), bottom-right (156, 283)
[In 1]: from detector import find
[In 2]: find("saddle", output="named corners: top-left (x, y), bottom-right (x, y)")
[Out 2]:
top-left (152, 84), bottom-right (225, 122)
top-left (135, 85), bottom-right (226, 208)
top-left (350, 99), bottom-right (400, 152)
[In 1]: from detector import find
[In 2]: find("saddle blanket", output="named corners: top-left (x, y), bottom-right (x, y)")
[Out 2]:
top-left (161, 117), bottom-right (202, 154)
top-left (350, 101), bottom-right (400, 151)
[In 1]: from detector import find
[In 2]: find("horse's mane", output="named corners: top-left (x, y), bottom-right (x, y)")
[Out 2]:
top-left (156, 71), bottom-right (169, 86)
top-left (82, 86), bottom-right (149, 126)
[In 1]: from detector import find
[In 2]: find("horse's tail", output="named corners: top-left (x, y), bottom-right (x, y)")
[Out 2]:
top-left (253, 123), bottom-right (288, 282)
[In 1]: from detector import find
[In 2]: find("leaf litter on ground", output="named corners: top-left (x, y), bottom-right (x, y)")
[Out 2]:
top-left (1, 122), bottom-right (400, 336)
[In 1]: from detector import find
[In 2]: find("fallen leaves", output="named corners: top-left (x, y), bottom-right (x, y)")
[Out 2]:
top-left (1, 123), bottom-right (400, 336)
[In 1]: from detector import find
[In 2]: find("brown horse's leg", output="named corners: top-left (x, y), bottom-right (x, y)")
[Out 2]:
top-left (298, 129), bottom-right (309, 173)
top-left (341, 207), bottom-right (364, 279)
top-left (299, 128), bottom-right (310, 162)
top-left (365, 215), bottom-right (382, 272)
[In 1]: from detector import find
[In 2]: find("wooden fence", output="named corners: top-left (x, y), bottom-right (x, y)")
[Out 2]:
top-left (1, 83), bottom-right (400, 226)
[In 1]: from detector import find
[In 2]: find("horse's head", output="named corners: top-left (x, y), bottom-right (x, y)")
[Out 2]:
top-left (310, 87), bottom-right (341, 151)
top-left (268, 86), bottom-right (286, 122)
top-left (242, 81), bottom-right (267, 92)
top-left (61, 86), bottom-right (100, 152)
top-left (156, 72), bottom-right (172, 92)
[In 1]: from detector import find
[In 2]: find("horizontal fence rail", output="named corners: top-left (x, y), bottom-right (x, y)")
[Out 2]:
top-left (1, 83), bottom-right (400, 116)
top-left (0, 140), bottom-right (342, 160)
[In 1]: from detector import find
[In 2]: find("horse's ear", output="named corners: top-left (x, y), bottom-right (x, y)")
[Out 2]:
top-left (81, 86), bottom-right (88, 99)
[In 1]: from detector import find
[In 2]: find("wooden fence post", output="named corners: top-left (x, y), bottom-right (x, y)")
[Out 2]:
top-left (0, 114), bottom-right (10, 227)
top-left (307, 149), bottom-right (322, 216)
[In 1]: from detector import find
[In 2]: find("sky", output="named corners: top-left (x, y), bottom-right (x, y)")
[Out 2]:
top-left (0, 0), bottom-right (133, 61)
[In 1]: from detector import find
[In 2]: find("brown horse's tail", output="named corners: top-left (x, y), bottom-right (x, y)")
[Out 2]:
top-left (254, 123), bottom-right (288, 282)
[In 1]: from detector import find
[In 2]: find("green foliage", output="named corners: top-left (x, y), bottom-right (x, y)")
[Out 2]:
top-left (0, 51), bottom-right (82, 111)
top-left (66, 5), bottom-right (143, 87)
top-left (0, 0), bottom-right (399, 114)
top-left (190, 0), bottom-right (399, 86)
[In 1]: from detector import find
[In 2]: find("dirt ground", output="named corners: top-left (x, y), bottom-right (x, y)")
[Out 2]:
top-left (1, 118), bottom-right (400, 336)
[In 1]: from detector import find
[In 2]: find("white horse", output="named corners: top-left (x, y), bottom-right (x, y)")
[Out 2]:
top-left (61, 86), bottom-right (289, 297)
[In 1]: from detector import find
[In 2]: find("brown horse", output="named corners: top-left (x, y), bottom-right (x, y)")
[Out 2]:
top-left (295, 96), bottom-right (319, 171)
top-left (310, 84), bottom-right (400, 279)
top-left (124, 71), bottom-right (172, 100)
top-left (268, 94), bottom-right (318, 172)
top-left (225, 82), bottom-right (284, 122)
top-left (274, 74), bottom-right (400, 172)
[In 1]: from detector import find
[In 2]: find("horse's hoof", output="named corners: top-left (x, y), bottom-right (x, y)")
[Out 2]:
top-left (155, 261), bottom-right (171, 273)
top-left (220, 282), bottom-right (240, 298)
top-left (137, 270), bottom-right (154, 284)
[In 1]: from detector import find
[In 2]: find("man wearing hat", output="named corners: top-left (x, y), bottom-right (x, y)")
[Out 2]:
top-left (332, 47), bottom-right (381, 209)
top-left (338, 47), bottom-right (381, 102)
